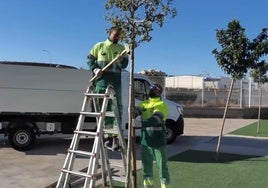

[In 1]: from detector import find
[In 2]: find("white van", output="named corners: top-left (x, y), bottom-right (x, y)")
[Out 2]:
top-left (121, 71), bottom-right (184, 144)
top-left (0, 62), bottom-right (184, 150)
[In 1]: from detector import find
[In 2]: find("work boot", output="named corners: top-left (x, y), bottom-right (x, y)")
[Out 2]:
top-left (143, 178), bottom-right (154, 188)
top-left (161, 183), bottom-right (169, 188)
top-left (104, 137), bottom-right (113, 148)
top-left (112, 136), bottom-right (120, 151)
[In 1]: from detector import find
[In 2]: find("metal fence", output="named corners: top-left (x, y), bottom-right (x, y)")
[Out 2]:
top-left (166, 86), bottom-right (268, 108)
top-left (141, 72), bottom-right (268, 108)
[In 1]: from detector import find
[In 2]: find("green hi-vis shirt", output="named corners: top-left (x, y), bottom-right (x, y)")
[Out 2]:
top-left (138, 97), bottom-right (168, 147)
top-left (87, 39), bottom-right (128, 88)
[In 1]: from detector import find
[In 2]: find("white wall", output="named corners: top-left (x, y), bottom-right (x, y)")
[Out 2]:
top-left (166, 75), bottom-right (203, 89)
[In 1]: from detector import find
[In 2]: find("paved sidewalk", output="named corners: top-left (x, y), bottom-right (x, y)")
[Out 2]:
top-left (178, 118), bottom-right (268, 157)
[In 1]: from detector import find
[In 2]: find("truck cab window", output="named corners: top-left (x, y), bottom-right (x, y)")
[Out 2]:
top-left (134, 79), bottom-right (151, 100)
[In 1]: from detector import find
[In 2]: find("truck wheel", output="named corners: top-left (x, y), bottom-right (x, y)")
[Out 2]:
top-left (177, 115), bottom-right (184, 135)
top-left (8, 126), bottom-right (36, 151)
top-left (166, 123), bottom-right (177, 144)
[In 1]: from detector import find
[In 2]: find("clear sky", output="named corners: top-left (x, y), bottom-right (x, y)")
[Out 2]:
top-left (1, 0), bottom-right (267, 77)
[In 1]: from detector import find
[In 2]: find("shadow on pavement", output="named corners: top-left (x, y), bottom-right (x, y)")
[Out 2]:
top-left (169, 135), bottom-right (268, 163)
top-left (169, 149), bottom-right (268, 164)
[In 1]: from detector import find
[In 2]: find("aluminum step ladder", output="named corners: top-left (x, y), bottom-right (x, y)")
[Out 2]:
top-left (56, 84), bottom-right (127, 188)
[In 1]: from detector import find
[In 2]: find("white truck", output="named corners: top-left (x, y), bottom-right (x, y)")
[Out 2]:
top-left (0, 62), bottom-right (184, 151)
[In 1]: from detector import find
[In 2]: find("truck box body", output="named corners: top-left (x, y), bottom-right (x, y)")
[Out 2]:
top-left (0, 62), bottom-right (183, 150)
top-left (0, 63), bottom-right (89, 113)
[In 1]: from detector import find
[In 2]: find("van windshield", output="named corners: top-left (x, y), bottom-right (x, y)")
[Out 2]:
top-left (134, 79), bottom-right (151, 100)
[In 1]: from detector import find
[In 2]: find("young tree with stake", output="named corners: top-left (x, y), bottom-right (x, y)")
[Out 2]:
top-left (213, 20), bottom-right (252, 160)
top-left (250, 62), bottom-right (268, 133)
top-left (213, 20), bottom-right (268, 160)
top-left (104, 1), bottom-right (177, 187)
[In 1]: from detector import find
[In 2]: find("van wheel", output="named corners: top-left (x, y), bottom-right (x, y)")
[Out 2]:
top-left (166, 123), bottom-right (177, 144)
top-left (8, 126), bottom-right (36, 151)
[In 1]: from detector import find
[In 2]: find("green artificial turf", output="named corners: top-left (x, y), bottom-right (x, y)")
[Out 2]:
top-left (230, 120), bottom-right (268, 137)
top-left (110, 150), bottom-right (268, 188)
top-left (168, 150), bottom-right (268, 188)
top-left (108, 120), bottom-right (268, 187)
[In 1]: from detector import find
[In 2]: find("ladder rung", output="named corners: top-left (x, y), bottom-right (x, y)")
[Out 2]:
top-left (68, 149), bottom-right (96, 157)
top-left (105, 111), bottom-right (115, 117)
top-left (84, 92), bottom-right (110, 98)
top-left (103, 129), bottom-right (120, 135)
top-left (69, 171), bottom-right (106, 187)
top-left (61, 169), bottom-right (93, 179)
top-left (74, 130), bottom-right (99, 137)
top-left (80, 111), bottom-right (115, 118)
top-left (80, 111), bottom-right (102, 117)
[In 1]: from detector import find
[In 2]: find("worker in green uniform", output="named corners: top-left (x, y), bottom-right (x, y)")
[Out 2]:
top-left (87, 26), bottom-right (129, 149)
top-left (135, 84), bottom-right (170, 188)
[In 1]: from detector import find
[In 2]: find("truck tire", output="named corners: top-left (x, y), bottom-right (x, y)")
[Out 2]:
top-left (177, 115), bottom-right (184, 135)
top-left (166, 122), bottom-right (177, 144)
top-left (8, 125), bottom-right (36, 151)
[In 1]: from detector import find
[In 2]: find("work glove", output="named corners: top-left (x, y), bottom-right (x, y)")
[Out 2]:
top-left (133, 106), bottom-right (143, 118)
top-left (93, 68), bottom-right (102, 79)
top-left (141, 112), bottom-right (164, 128)
top-left (116, 55), bottom-right (129, 69)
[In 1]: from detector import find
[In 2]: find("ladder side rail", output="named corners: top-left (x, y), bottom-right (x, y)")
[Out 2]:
top-left (105, 85), bottom-right (127, 185)
top-left (111, 96), bottom-right (127, 174)
top-left (100, 139), bottom-right (114, 187)
top-left (111, 96), bottom-right (127, 152)
top-left (56, 90), bottom-right (91, 188)
top-left (84, 90), bottom-right (111, 187)
top-left (86, 136), bottom-right (101, 188)
top-left (63, 93), bottom-right (91, 187)
top-left (99, 140), bottom-right (107, 186)
top-left (92, 96), bottom-right (100, 125)
top-left (65, 87), bottom-right (96, 187)
top-left (93, 85), bottom-right (118, 188)
top-left (88, 85), bottom-right (117, 187)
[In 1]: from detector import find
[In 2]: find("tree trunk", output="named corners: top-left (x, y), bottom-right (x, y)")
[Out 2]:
top-left (257, 84), bottom-right (262, 134)
top-left (126, 45), bottom-right (137, 188)
top-left (216, 78), bottom-right (234, 160)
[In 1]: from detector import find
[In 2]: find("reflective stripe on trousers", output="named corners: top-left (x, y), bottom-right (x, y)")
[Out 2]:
top-left (143, 179), bottom-right (169, 188)
top-left (145, 127), bottom-right (163, 131)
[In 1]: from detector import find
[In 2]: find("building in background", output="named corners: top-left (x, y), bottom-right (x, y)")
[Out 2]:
top-left (142, 72), bottom-right (268, 107)
top-left (166, 75), bottom-right (257, 90)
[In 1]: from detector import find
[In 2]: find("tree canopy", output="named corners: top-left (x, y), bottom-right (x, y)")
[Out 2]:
top-left (212, 20), bottom-right (251, 79)
top-left (250, 28), bottom-right (268, 84)
top-left (250, 61), bottom-right (268, 84)
top-left (212, 20), bottom-right (268, 80)
top-left (105, 0), bottom-right (177, 47)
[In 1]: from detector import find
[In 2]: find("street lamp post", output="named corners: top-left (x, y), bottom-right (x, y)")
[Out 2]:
top-left (42, 49), bottom-right (52, 67)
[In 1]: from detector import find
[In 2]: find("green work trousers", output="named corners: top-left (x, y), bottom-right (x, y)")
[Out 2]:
top-left (141, 144), bottom-right (170, 186)
top-left (94, 84), bottom-right (122, 127)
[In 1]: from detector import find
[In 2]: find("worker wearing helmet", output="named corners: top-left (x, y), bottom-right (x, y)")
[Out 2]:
top-left (136, 84), bottom-right (170, 188)
top-left (87, 26), bottom-right (129, 149)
